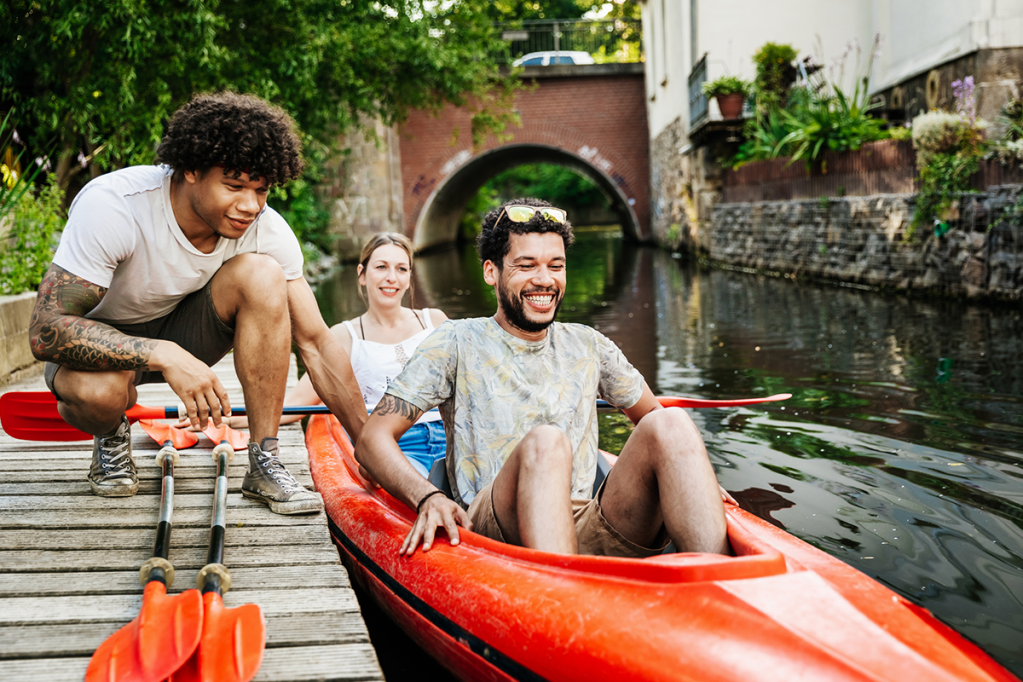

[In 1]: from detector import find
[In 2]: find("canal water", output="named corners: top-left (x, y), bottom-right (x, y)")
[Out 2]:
top-left (314, 227), bottom-right (1023, 677)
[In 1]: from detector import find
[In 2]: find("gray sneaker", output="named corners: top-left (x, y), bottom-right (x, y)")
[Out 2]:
top-left (88, 415), bottom-right (138, 497)
top-left (241, 438), bottom-right (323, 515)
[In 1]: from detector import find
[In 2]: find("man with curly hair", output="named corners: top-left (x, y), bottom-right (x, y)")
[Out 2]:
top-left (355, 198), bottom-right (732, 557)
top-left (28, 92), bottom-right (366, 514)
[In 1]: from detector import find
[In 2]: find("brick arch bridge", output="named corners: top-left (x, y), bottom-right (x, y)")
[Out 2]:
top-left (398, 63), bottom-right (649, 250)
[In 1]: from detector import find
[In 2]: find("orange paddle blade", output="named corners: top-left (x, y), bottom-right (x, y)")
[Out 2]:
top-left (85, 581), bottom-right (203, 682)
top-left (139, 419), bottom-right (199, 449)
top-left (168, 592), bottom-right (266, 682)
top-left (202, 424), bottom-right (249, 450)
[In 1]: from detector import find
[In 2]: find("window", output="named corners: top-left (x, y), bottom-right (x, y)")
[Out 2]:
top-left (521, 57), bottom-right (543, 66)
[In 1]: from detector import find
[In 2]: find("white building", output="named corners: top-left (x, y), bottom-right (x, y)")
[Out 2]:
top-left (640, 0), bottom-right (1023, 247)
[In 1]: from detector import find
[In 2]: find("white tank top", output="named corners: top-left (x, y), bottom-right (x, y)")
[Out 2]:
top-left (342, 309), bottom-right (442, 424)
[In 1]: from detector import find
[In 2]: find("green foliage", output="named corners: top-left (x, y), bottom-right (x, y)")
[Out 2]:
top-left (3, 1), bottom-right (515, 187)
top-left (753, 42), bottom-right (798, 110)
top-left (268, 177), bottom-right (332, 262)
top-left (0, 177), bottom-right (65, 294)
top-left (0, 110), bottom-right (45, 225)
top-left (460, 163), bottom-right (608, 238)
top-left (909, 116), bottom-right (984, 238)
top-left (888, 125), bottom-right (913, 142)
top-left (702, 75), bottom-right (751, 99)
top-left (486, 0), bottom-right (588, 21)
top-left (779, 82), bottom-right (888, 170)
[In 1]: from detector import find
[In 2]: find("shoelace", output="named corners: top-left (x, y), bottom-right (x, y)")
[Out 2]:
top-left (256, 453), bottom-right (302, 493)
top-left (96, 431), bottom-right (134, 478)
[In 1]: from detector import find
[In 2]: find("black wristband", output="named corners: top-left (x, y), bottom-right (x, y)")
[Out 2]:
top-left (416, 489), bottom-right (446, 514)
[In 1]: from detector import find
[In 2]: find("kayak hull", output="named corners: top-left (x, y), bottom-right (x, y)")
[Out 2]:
top-left (307, 414), bottom-right (1017, 682)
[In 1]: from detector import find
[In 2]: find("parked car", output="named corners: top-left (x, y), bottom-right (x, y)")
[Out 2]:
top-left (512, 51), bottom-right (596, 66)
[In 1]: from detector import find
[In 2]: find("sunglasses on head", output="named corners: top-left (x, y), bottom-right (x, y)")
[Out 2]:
top-left (496, 205), bottom-right (568, 226)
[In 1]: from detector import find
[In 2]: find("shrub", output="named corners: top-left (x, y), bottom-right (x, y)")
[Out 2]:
top-left (912, 111), bottom-right (969, 168)
top-left (702, 75), bottom-right (751, 99)
top-left (753, 43), bottom-right (798, 110)
top-left (0, 177), bottom-right (65, 295)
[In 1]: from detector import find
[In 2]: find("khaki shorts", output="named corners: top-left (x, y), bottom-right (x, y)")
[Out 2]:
top-left (45, 279), bottom-right (234, 401)
top-left (466, 477), bottom-right (669, 558)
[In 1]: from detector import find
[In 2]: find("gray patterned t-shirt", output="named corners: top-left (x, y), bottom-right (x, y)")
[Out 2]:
top-left (385, 317), bottom-right (645, 508)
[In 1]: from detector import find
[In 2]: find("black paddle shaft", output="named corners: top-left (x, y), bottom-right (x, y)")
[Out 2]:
top-left (148, 451), bottom-right (175, 585)
top-left (201, 449), bottom-right (230, 594)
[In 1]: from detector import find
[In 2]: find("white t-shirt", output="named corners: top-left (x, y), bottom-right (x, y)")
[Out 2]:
top-left (53, 165), bottom-right (304, 324)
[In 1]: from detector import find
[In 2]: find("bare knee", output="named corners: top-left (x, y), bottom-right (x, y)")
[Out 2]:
top-left (55, 370), bottom-right (135, 430)
top-left (635, 408), bottom-right (705, 461)
top-left (517, 425), bottom-right (572, 475)
top-left (213, 254), bottom-right (288, 318)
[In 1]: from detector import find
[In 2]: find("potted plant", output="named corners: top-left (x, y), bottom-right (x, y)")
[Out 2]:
top-left (702, 75), bottom-right (751, 120)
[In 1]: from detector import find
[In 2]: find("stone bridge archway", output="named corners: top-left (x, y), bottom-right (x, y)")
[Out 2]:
top-left (398, 64), bottom-right (649, 251)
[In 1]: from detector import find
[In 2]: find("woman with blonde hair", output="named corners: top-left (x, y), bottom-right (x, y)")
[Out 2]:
top-left (218, 232), bottom-right (448, 475)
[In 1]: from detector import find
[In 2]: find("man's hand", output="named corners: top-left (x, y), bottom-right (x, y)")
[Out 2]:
top-left (152, 341), bottom-right (231, 430)
top-left (400, 494), bottom-right (473, 555)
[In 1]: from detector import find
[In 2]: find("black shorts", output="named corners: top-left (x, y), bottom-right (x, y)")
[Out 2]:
top-left (44, 280), bottom-right (235, 401)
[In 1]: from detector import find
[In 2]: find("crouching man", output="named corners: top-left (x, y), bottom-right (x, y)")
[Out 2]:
top-left (29, 92), bottom-right (366, 513)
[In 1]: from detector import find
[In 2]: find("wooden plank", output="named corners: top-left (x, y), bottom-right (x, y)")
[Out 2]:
top-left (0, 587), bottom-right (360, 625)
top-left (254, 644), bottom-right (384, 681)
top-left (0, 610), bottom-right (370, 659)
top-left (0, 492), bottom-right (306, 510)
top-left (0, 506), bottom-right (325, 529)
top-left (0, 544), bottom-right (341, 572)
top-left (0, 476), bottom-right (317, 495)
top-left (2, 524), bottom-right (332, 550)
top-left (0, 644), bottom-right (383, 682)
top-left (0, 564), bottom-right (352, 597)
top-left (3, 464), bottom-right (311, 482)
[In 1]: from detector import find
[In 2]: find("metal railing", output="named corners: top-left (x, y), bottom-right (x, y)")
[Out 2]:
top-left (495, 19), bottom-right (643, 64)
top-left (688, 53), bottom-right (708, 127)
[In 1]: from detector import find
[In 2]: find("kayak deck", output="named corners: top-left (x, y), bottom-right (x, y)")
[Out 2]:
top-left (0, 356), bottom-right (383, 682)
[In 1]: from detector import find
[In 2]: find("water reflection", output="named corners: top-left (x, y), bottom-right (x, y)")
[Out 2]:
top-left (314, 228), bottom-right (1023, 675)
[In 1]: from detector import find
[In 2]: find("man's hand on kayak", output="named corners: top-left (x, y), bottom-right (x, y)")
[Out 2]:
top-left (401, 494), bottom-right (472, 555)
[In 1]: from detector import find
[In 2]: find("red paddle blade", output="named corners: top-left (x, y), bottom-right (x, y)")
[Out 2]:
top-left (140, 419), bottom-right (200, 449)
top-left (85, 581), bottom-right (203, 682)
top-left (202, 424), bottom-right (249, 450)
top-left (658, 393), bottom-right (793, 409)
top-left (0, 391), bottom-right (170, 441)
top-left (168, 593), bottom-right (266, 682)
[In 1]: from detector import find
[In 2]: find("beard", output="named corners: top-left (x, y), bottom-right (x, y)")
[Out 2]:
top-left (496, 277), bottom-right (564, 334)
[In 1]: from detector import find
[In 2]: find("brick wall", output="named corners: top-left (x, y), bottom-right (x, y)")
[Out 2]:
top-left (399, 67), bottom-right (650, 245)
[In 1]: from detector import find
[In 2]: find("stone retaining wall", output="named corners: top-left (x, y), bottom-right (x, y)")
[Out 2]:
top-left (708, 187), bottom-right (1023, 300)
top-left (0, 292), bottom-right (42, 386)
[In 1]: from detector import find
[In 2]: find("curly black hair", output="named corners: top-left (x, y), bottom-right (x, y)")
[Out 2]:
top-left (476, 197), bottom-right (575, 267)
top-left (155, 92), bottom-right (303, 186)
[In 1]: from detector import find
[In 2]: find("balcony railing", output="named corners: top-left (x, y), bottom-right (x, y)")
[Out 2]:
top-left (688, 53), bottom-right (708, 127)
top-left (495, 19), bottom-right (643, 64)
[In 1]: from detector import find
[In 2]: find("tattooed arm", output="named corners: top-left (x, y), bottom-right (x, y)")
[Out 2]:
top-left (355, 394), bottom-right (472, 554)
top-left (29, 264), bottom-right (231, 428)
top-left (29, 264), bottom-right (157, 370)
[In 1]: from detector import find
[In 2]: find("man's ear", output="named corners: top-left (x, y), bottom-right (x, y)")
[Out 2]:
top-left (182, 169), bottom-right (202, 185)
top-left (483, 259), bottom-right (498, 285)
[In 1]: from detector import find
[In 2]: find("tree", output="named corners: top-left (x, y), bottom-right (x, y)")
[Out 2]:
top-left (1, 0), bottom-right (513, 191)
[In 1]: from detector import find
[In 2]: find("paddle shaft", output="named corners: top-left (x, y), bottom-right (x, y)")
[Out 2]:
top-left (200, 447), bottom-right (231, 595)
top-left (149, 455), bottom-right (175, 585)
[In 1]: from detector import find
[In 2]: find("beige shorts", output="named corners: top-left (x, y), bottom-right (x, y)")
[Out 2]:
top-left (466, 478), bottom-right (668, 558)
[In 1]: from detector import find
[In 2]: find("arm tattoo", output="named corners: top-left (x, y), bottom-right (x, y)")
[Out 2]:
top-left (373, 394), bottom-right (424, 424)
top-left (29, 264), bottom-right (158, 371)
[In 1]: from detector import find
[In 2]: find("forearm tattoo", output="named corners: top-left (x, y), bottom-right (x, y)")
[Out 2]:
top-left (29, 265), bottom-right (157, 371)
top-left (373, 394), bottom-right (424, 424)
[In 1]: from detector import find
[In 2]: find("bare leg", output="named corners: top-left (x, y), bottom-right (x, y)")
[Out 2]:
top-left (491, 425), bottom-right (577, 553)
top-left (210, 254), bottom-right (291, 444)
top-left (53, 368), bottom-right (138, 436)
top-left (599, 408), bottom-right (729, 555)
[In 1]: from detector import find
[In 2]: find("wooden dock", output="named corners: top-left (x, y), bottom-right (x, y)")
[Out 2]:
top-left (0, 356), bottom-right (384, 681)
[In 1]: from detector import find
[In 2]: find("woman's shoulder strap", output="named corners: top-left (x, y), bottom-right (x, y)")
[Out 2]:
top-left (419, 308), bottom-right (435, 331)
top-left (341, 319), bottom-right (361, 341)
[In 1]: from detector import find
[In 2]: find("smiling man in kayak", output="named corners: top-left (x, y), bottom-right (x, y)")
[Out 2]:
top-left (356, 198), bottom-right (731, 557)
top-left (28, 92), bottom-right (366, 513)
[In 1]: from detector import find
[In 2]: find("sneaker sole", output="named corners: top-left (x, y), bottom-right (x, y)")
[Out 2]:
top-left (89, 479), bottom-right (140, 497)
top-left (241, 489), bottom-right (323, 515)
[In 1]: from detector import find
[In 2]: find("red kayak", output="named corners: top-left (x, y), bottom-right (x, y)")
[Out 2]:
top-left (306, 414), bottom-right (1018, 682)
